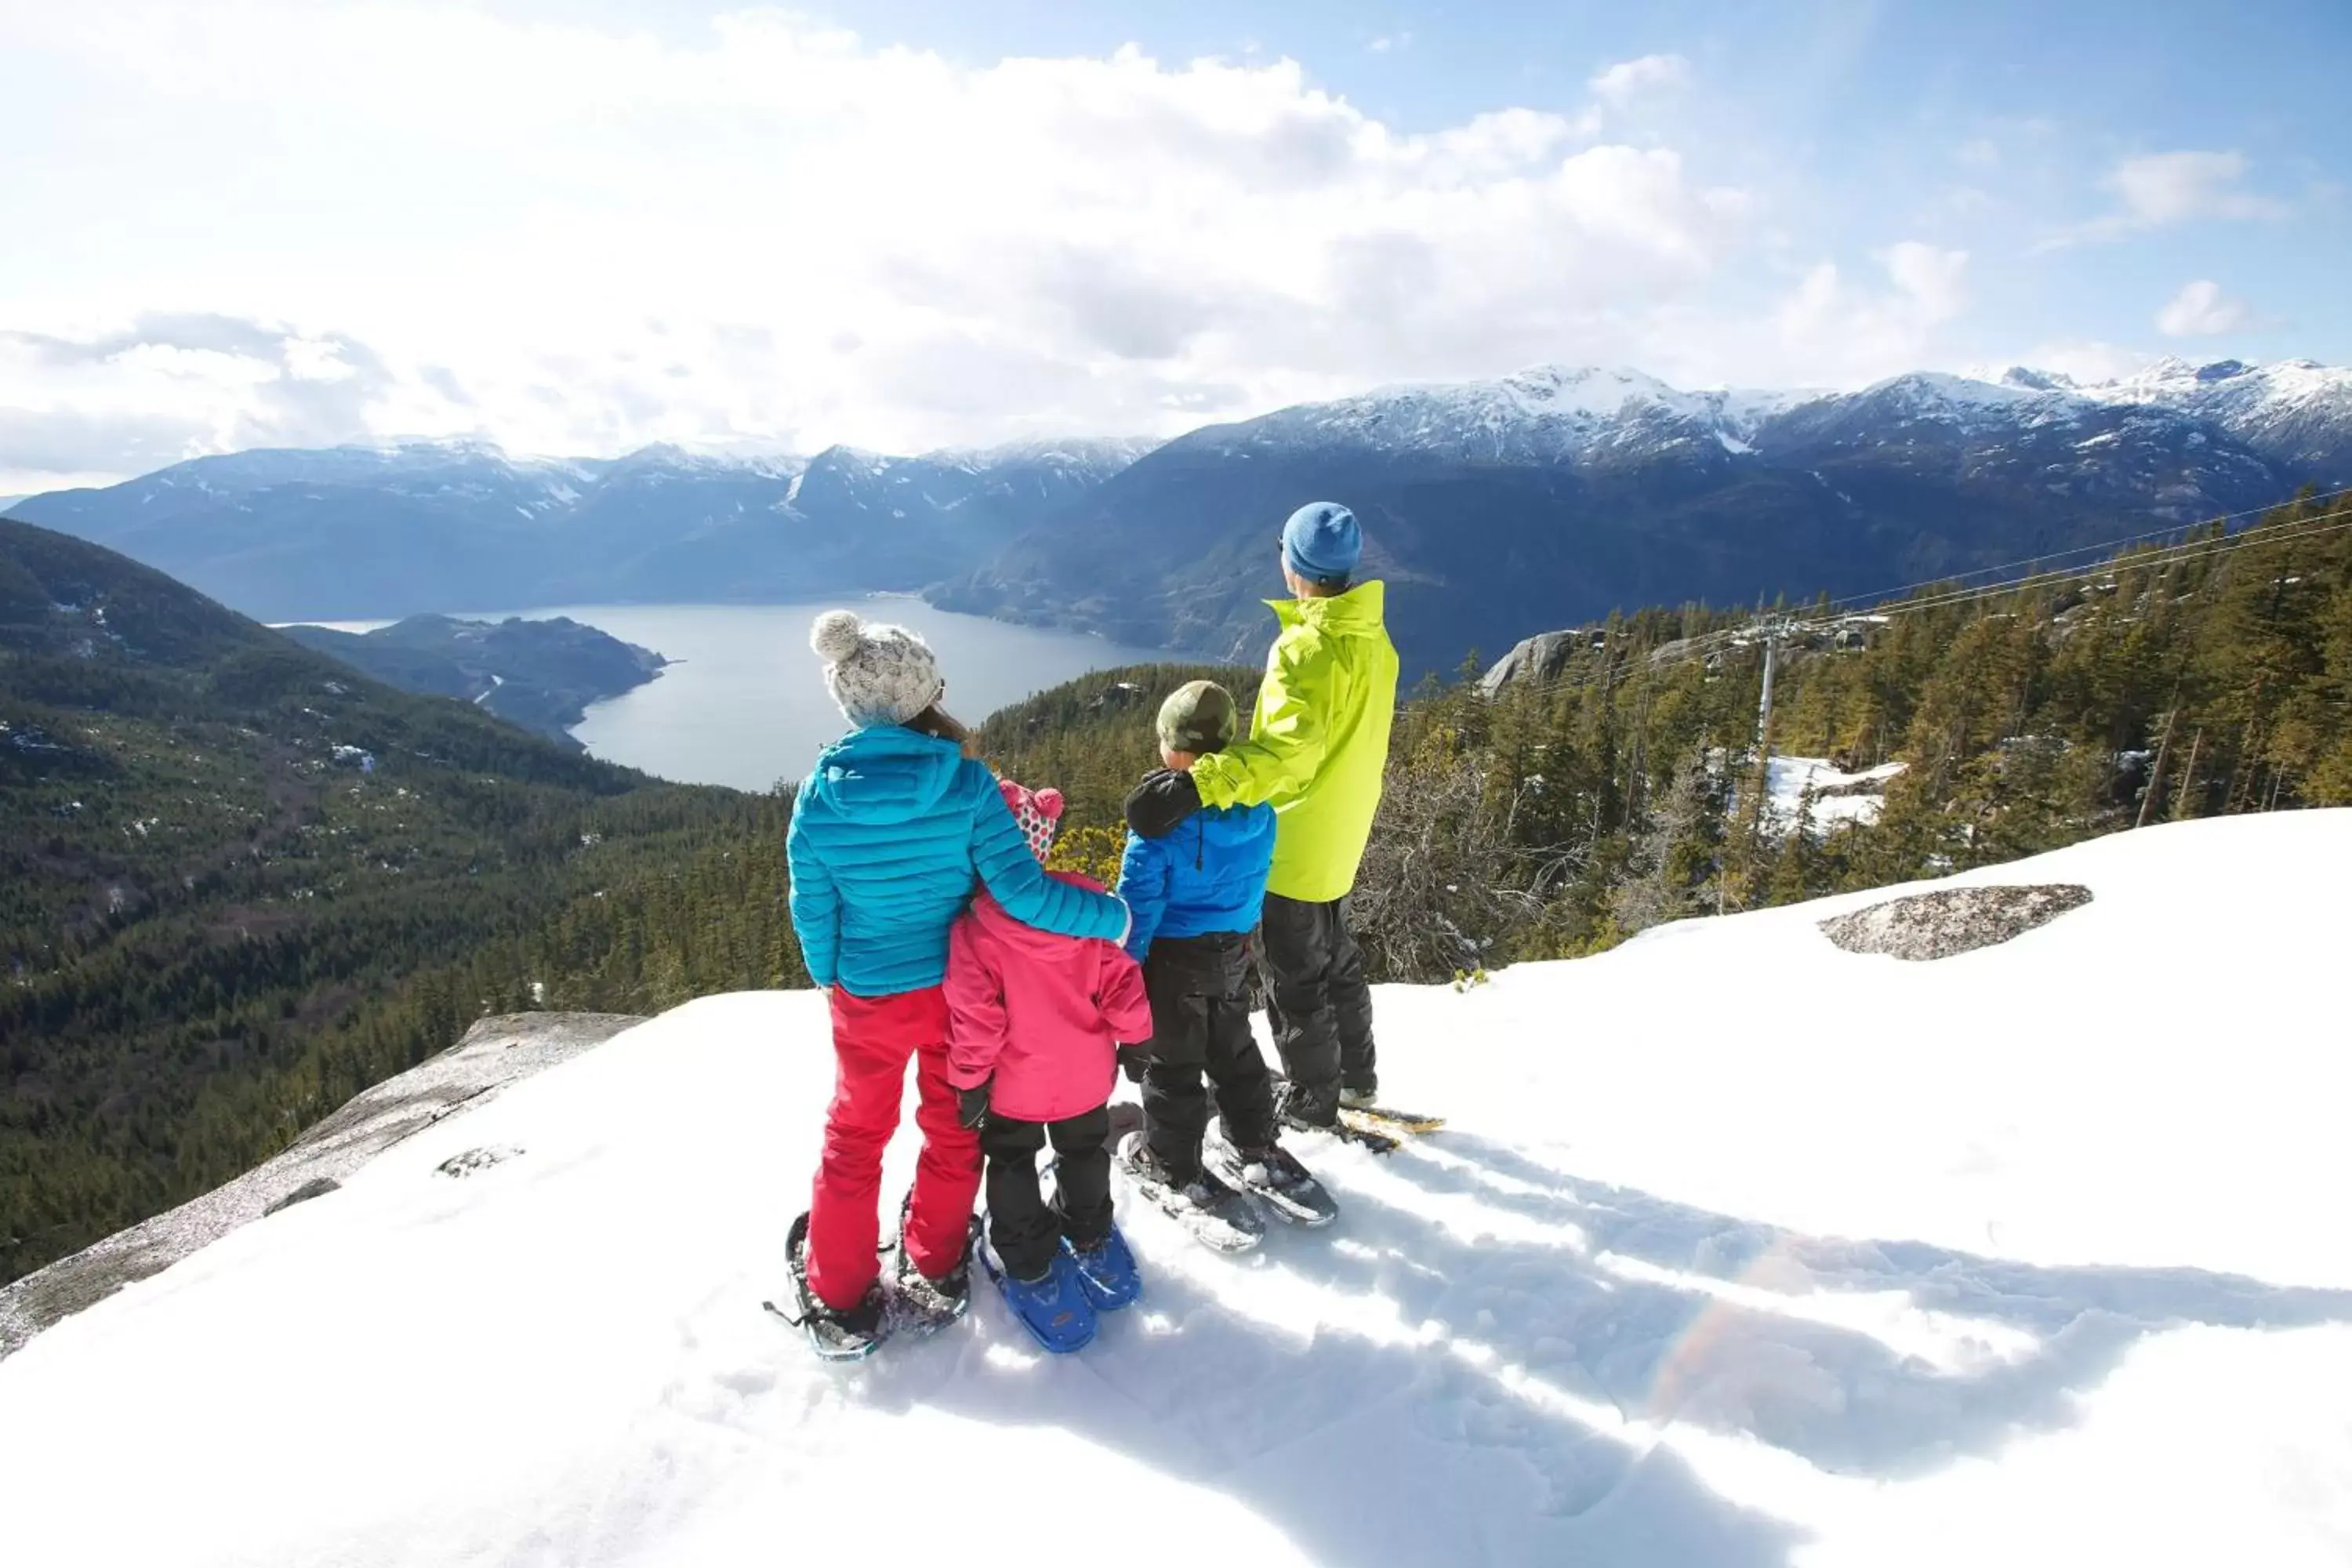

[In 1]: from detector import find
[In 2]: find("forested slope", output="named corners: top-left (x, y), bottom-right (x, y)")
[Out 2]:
top-left (0, 520), bottom-right (796, 1282)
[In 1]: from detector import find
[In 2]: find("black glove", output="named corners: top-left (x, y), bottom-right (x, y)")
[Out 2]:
top-left (1116, 1041), bottom-right (1153, 1084)
top-left (957, 1080), bottom-right (991, 1131)
top-left (1124, 768), bottom-right (1203, 840)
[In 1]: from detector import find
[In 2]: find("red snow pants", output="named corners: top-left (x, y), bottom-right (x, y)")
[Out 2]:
top-left (805, 984), bottom-right (982, 1311)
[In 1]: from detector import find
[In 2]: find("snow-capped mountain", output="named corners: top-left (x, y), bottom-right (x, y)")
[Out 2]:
top-left (4, 436), bottom-right (1162, 622)
top-left (2004, 358), bottom-right (2352, 484)
top-left (5, 811), bottom-right (2348, 1566)
top-left (1220, 365), bottom-right (1817, 466)
top-left (8, 357), bottom-right (2340, 655)
top-left (940, 359), bottom-right (2326, 672)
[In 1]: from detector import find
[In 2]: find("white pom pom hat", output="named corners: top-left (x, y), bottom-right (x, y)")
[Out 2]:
top-left (809, 609), bottom-right (945, 729)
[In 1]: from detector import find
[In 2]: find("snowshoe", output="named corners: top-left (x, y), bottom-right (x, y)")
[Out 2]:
top-left (1338, 1089), bottom-right (1446, 1138)
top-left (889, 1198), bottom-right (981, 1338)
top-left (1062, 1225), bottom-right (1143, 1311)
top-left (1273, 1078), bottom-right (1401, 1153)
top-left (978, 1240), bottom-right (1098, 1354)
top-left (1115, 1131), bottom-right (1263, 1254)
top-left (765, 1211), bottom-right (890, 1362)
top-left (1276, 1076), bottom-right (1432, 1142)
top-left (1203, 1131), bottom-right (1338, 1228)
top-left (1279, 1107), bottom-right (1401, 1154)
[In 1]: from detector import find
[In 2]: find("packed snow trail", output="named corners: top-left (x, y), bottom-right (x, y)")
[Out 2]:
top-left (2, 813), bottom-right (2350, 1566)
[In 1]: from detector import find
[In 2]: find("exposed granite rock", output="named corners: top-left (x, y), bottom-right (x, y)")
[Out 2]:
top-left (1479, 629), bottom-right (1599, 695)
top-left (262, 1178), bottom-right (342, 1215)
top-left (1820, 884), bottom-right (2094, 961)
top-left (0, 1011), bottom-right (644, 1361)
top-left (437, 1145), bottom-right (524, 1178)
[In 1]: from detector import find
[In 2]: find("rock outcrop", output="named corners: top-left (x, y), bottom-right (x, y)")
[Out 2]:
top-left (1820, 884), bottom-right (2094, 961)
top-left (0, 1011), bottom-right (644, 1360)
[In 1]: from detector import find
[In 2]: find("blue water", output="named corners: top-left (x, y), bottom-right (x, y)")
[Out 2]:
top-left (408, 601), bottom-right (1170, 793)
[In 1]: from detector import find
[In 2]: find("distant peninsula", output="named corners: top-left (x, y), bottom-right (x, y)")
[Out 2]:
top-left (281, 615), bottom-right (668, 749)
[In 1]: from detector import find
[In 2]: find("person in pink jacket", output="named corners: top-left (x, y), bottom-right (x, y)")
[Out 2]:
top-left (945, 780), bottom-right (1155, 1350)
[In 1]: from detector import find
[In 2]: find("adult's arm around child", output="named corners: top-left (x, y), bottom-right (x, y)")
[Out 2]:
top-left (966, 762), bottom-right (1130, 943)
top-left (1192, 633), bottom-right (1330, 811)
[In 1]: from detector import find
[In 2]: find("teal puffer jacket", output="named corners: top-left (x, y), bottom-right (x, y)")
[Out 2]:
top-left (787, 726), bottom-right (1128, 997)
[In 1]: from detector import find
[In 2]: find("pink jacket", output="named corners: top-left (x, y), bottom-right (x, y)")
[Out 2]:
top-left (944, 872), bottom-right (1155, 1124)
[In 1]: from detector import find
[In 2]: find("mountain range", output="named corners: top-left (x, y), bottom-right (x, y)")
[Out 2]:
top-left (9, 357), bottom-right (2349, 677)
top-left (3, 437), bottom-right (1149, 623)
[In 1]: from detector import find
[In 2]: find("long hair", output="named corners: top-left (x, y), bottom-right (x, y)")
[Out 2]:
top-left (905, 703), bottom-right (979, 759)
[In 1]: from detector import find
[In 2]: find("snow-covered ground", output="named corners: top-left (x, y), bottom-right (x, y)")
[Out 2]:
top-left (3, 812), bottom-right (2349, 1566)
top-left (1763, 754), bottom-right (1906, 833)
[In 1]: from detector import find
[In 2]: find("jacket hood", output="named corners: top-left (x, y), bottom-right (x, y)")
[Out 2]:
top-left (805, 725), bottom-right (969, 825)
top-left (970, 870), bottom-right (1115, 964)
top-left (1270, 578), bottom-right (1385, 635)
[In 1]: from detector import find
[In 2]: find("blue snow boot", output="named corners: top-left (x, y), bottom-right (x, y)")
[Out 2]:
top-left (1063, 1225), bottom-right (1142, 1312)
top-left (990, 1250), bottom-right (1098, 1354)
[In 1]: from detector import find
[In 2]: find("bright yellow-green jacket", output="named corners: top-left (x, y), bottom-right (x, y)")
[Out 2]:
top-left (1191, 580), bottom-right (1399, 903)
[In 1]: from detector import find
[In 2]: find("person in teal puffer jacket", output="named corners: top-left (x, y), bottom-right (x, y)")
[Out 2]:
top-left (786, 611), bottom-right (1128, 1347)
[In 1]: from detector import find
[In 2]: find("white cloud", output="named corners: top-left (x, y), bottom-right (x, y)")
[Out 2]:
top-left (1589, 53), bottom-right (1693, 105)
top-left (2111, 151), bottom-right (2285, 224)
top-left (0, 7), bottom-right (1981, 488)
top-left (2049, 151), bottom-right (2291, 246)
top-left (2155, 279), bottom-right (2252, 337)
top-left (2011, 339), bottom-right (2156, 386)
top-left (1367, 32), bottom-right (1411, 53)
top-left (1735, 242), bottom-right (1970, 386)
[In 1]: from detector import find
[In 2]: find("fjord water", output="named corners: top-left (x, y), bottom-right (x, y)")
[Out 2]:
top-left (438, 601), bottom-right (1171, 792)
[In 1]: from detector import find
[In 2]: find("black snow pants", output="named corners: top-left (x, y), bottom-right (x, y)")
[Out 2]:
top-left (982, 1105), bottom-right (1112, 1283)
top-left (1140, 931), bottom-right (1278, 1180)
top-left (1258, 892), bottom-right (1377, 1127)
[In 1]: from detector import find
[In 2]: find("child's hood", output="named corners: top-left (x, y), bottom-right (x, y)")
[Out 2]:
top-left (804, 725), bottom-right (969, 825)
top-left (968, 870), bottom-right (1113, 952)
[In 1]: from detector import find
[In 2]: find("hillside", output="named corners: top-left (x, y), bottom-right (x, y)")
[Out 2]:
top-left (2, 813), bottom-right (2346, 1566)
top-left (280, 614), bottom-right (669, 748)
top-left (0, 519), bottom-right (793, 1283)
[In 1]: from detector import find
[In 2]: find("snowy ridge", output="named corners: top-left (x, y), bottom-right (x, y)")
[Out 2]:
top-left (1218, 364), bottom-right (1819, 465)
top-left (921, 434), bottom-right (1163, 474)
top-left (3, 811), bottom-right (2349, 1566)
top-left (1184, 355), bottom-right (2349, 477)
top-left (2060, 358), bottom-right (2352, 477)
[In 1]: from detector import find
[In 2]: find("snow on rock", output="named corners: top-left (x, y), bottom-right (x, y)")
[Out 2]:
top-left (1765, 754), bottom-right (1906, 833)
top-left (3, 814), bottom-right (2350, 1566)
top-left (1818, 883), bottom-right (2094, 960)
top-left (0, 1011), bottom-right (644, 1360)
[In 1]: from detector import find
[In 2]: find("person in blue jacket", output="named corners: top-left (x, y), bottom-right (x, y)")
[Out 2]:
top-left (786, 610), bottom-right (1128, 1344)
top-left (1114, 680), bottom-right (1300, 1196)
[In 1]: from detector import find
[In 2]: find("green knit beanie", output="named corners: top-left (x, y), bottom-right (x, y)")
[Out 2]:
top-left (1156, 679), bottom-right (1239, 755)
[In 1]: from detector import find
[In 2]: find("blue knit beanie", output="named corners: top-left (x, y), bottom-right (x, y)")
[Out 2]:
top-left (1282, 501), bottom-right (1360, 586)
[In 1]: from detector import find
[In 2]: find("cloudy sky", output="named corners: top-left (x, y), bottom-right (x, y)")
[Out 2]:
top-left (2, 0), bottom-right (2347, 492)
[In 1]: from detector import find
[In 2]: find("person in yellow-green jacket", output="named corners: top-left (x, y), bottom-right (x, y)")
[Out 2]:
top-left (1123, 502), bottom-right (1400, 1131)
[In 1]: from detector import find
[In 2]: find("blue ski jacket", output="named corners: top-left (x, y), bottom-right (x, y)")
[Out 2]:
top-left (788, 726), bottom-right (1129, 996)
top-left (1117, 798), bottom-right (1277, 963)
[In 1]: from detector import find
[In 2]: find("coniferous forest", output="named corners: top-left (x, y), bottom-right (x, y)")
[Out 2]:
top-left (5, 492), bottom-right (2349, 1285)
